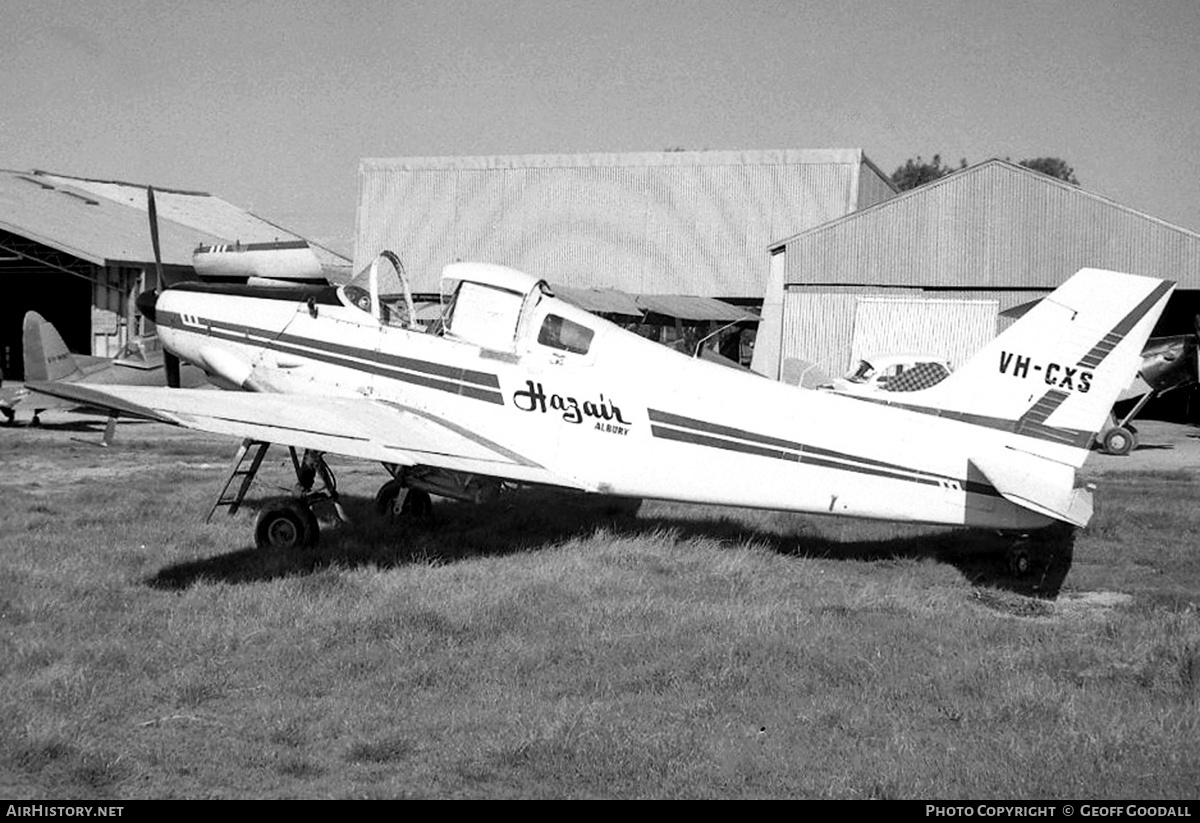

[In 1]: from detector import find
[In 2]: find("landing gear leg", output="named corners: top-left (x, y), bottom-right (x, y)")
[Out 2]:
top-left (247, 447), bottom-right (344, 550)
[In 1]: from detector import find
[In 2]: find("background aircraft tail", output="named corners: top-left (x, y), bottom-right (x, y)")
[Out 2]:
top-left (23, 311), bottom-right (85, 382)
top-left (903, 268), bottom-right (1174, 466)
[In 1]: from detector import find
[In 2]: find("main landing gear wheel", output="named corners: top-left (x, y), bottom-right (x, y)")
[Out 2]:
top-left (404, 489), bottom-right (433, 517)
top-left (1007, 545), bottom-right (1032, 578)
top-left (1102, 426), bottom-right (1137, 456)
top-left (255, 500), bottom-right (320, 550)
top-left (374, 480), bottom-right (432, 518)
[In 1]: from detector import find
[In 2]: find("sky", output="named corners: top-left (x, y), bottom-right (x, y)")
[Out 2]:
top-left (2, 0), bottom-right (1198, 257)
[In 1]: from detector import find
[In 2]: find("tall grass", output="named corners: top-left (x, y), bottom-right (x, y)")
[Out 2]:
top-left (1, 419), bottom-right (1197, 798)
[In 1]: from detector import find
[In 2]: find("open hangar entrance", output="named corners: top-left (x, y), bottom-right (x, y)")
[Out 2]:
top-left (0, 227), bottom-right (166, 382)
top-left (0, 231), bottom-right (96, 380)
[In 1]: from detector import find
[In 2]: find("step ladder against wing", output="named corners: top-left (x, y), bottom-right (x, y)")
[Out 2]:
top-left (206, 439), bottom-right (348, 549)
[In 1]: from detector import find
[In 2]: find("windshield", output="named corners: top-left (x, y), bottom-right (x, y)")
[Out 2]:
top-left (342, 252), bottom-right (417, 328)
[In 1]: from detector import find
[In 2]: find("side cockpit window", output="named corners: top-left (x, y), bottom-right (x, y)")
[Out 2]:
top-left (444, 281), bottom-right (525, 351)
top-left (538, 314), bottom-right (594, 355)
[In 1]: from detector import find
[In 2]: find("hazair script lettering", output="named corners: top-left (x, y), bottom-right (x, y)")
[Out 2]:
top-left (513, 380), bottom-right (631, 430)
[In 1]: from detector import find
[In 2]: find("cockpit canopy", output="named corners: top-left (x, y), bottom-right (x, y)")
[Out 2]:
top-left (338, 258), bottom-right (600, 360)
top-left (340, 251), bottom-right (417, 328)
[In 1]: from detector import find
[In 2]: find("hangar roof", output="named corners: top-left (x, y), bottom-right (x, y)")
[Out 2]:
top-left (771, 159), bottom-right (1200, 290)
top-left (0, 170), bottom-right (349, 278)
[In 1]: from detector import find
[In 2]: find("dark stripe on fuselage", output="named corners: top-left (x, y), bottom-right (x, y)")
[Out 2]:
top-left (650, 423), bottom-right (800, 463)
top-left (647, 409), bottom-right (1001, 498)
top-left (845, 395), bottom-right (1093, 448)
top-left (158, 309), bottom-right (505, 404)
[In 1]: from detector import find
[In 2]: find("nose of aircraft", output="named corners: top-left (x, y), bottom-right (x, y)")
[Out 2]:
top-left (135, 289), bottom-right (158, 324)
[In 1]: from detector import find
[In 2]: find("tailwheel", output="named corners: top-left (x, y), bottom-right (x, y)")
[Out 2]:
top-left (255, 500), bottom-right (319, 550)
top-left (1102, 426), bottom-right (1137, 456)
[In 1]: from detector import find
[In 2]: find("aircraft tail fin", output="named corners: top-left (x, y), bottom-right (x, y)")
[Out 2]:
top-left (23, 311), bottom-right (84, 382)
top-left (897, 268), bottom-right (1174, 467)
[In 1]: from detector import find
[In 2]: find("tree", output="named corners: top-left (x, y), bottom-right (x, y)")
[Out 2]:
top-left (893, 154), bottom-right (1082, 190)
top-left (1017, 157), bottom-right (1080, 186)
top-left (890, 155), bottom-right (967, 191)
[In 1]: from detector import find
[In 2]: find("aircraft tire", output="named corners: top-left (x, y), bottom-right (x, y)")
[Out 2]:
top-left (255, 501), bottom-right (316, 550)
top-left (402, 489), bottom-right (433, 517)
top-left (1007, 545), bottom-right (1032, 577)
top-left (374, 479), bottom-right (405, 517)
top-left (1102, 427), bottom-right (1135, 456)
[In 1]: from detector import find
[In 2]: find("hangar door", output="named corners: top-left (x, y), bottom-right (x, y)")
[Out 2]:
top-left (850, 297), bottom-right (998, 371)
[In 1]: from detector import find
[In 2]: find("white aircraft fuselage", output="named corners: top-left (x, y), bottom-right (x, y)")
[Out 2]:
top-left (134, 262), bottom-right (1167, 533)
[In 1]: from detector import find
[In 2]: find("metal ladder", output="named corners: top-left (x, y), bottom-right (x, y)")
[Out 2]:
top-left (207, 439), bottom-right (271, 522)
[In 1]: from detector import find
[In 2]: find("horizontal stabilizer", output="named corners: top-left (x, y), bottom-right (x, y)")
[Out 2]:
top-left (970, 450), bottom-right (1094, 527)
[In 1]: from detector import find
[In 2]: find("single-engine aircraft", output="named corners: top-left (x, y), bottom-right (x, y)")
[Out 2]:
top-left (1100, 325), bottom-right (1199, 455)
top-left (29, 243), bottom-right (1172, 570)
top-left (3, 311), bottom-right (206, 432)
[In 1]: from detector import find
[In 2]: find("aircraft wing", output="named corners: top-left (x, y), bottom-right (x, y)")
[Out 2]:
top-left (25, 382), bottom-right (574, 488)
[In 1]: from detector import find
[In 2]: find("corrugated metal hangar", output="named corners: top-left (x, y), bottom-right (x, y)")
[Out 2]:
top-left (0, 170), bottom-right (350, 379)
top-left (354, 149), bottom-right (897, 299)
top-left (753, 159), bottom-right (1200, 383)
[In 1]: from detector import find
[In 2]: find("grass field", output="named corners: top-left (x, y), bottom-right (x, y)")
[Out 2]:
top-left (1, 416), bottom-right (1198, 799)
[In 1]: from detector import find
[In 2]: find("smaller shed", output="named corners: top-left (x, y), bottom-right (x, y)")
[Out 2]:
top-left (753, 160), bottom-right (1200, 381)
